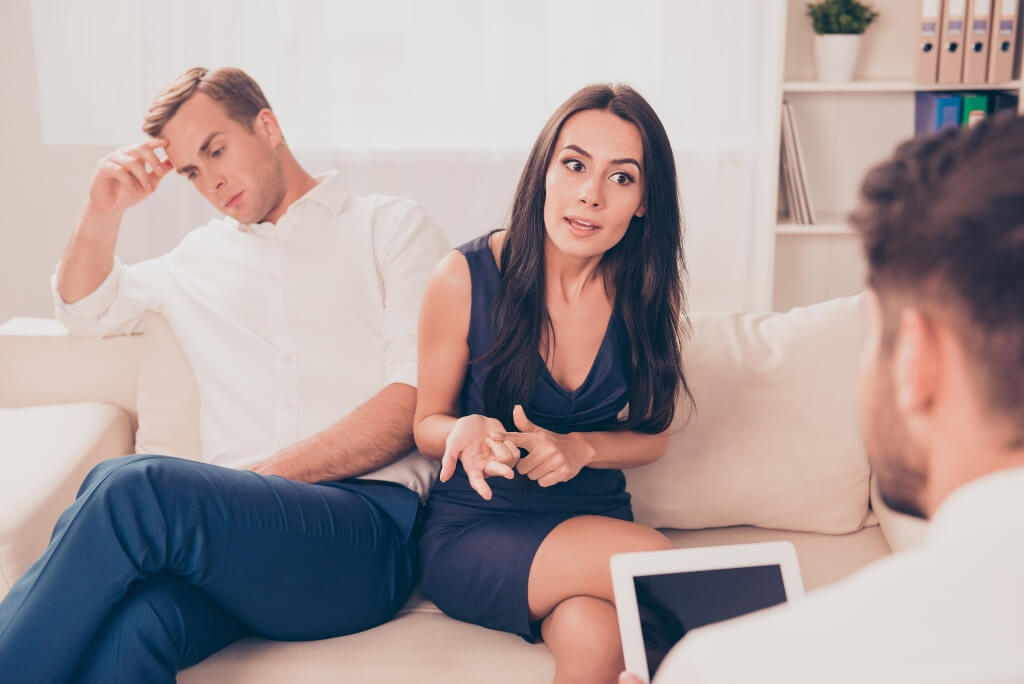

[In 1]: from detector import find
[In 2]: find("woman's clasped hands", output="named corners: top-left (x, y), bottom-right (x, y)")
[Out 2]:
top-left (439, 405), bottom-right (595, 500)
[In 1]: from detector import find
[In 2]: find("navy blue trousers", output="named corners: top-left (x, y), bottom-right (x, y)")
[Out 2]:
top-left (0, 454), bottom-right (419, 683)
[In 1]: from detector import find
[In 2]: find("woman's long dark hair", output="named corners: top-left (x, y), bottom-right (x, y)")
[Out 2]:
top-left (481, 84), bottom-right (693, 433)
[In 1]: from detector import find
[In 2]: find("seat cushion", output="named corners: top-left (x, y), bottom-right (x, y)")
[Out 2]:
top-left (662, 523), bottom-right (891, 591)
top-left (180, 525), bottom-right (889, 683)
top-left (179, 607), bottom-right (555, 684)
top-left (0, 403), bottom-right (134, 599)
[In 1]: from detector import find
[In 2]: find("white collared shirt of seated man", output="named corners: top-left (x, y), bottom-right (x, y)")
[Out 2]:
top-left (54, 169), bottom-right (448, 489)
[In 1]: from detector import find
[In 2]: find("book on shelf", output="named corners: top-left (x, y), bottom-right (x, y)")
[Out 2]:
top-left (915, 90), bottom-right (1019, 134)
top-left (916, 92), bottom-right (964, 133)
top-left (992, 91), bottom-right (1021, 110)
top-left (779, 101), bottom-right (815, 225)
top-left (962, 93), bottom-right (991, 124)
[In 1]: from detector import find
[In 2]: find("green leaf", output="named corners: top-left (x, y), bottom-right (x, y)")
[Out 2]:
top-left (806, 0), bottom-right (878, 34)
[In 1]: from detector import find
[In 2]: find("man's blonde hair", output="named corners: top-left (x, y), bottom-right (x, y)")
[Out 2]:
top-left (142, 67), bottom-right (272, 138)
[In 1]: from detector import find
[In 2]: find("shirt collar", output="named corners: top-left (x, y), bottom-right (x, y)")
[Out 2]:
top-left (235, 170), bottom-right (347, 234)
top-left (928, 465), bottom-right (1024, 544)
top-left (294, 170), bottom-right (347, 216)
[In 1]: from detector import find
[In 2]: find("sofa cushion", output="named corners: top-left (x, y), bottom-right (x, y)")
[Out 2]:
top-left (663, 524), bottom-right (890, 591)
top-left (179, 608), bottom-right (554, 684)
top-left (179, 524), bottom-right (889, 683)
top-left (0, 317), bottom-right (140, 419)
top-left (626, 294), bottom-right (872, 534)
top-left (0, 403), bottom-right (134, 600)
top-left (135, 312), bottom-right (202, 460)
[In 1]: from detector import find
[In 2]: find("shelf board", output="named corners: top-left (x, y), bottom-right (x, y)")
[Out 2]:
top-left (776, 221), bottom-right (856, 236)
top-left (783, 79), bottom-right (1023, 93)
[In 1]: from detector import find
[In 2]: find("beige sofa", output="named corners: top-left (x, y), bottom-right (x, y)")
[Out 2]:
top-left (0, 295), bottom-right (926, 683)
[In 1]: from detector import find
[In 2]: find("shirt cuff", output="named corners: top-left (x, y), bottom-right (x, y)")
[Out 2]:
top-left (386, 359), bottom-right (418, 388)
top-left (51, 256), bottom-right (124, 319)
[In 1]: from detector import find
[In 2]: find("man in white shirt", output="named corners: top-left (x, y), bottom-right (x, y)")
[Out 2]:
top-left (0, 67), bottom-right (448, 682)
top-left (624, 112), bottom-right (1024, 683)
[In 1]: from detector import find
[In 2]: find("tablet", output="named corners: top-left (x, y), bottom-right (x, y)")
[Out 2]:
top-left (611, 541), bottom-right (804, 682)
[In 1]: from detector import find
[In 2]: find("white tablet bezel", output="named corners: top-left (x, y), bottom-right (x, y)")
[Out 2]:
top-left (611, 541), bottom-right (805, 683)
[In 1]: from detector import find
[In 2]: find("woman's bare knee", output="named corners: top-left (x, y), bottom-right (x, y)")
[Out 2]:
top-left (632, 526), bottom-right (673, 552)
top-left (528, 517), bottom-right (673, 620)
top-left (542, 596), bottom-right (623, 684)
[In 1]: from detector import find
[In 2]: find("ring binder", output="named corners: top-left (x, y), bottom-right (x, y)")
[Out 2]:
top-left (939, 0), bottom-right (969, 82)
top-left (964, 0), bottom-right (994, 83)
top-left (988, 0), bottom-right (1021, 82)
top-left (917, 0), bottom-right (946, 83)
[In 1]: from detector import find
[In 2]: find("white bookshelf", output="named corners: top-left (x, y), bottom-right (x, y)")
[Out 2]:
top-left (776, 214), bottom-right (854, 235)
top-left (771, 0), bottom-right (1024, 311)
top-left (784, 79), bottom-right (1023, 92)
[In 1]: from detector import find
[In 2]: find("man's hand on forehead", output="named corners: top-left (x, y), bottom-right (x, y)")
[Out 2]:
top-left (142, 138), bottom-right (171, 174)
top-left (150, 138), bottom-right (170, 166)
top-left (87, 138), bottom-right (173, 214)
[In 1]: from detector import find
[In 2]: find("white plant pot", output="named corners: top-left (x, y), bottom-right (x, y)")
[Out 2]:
top-left (813, 34), bottom-right (862, 82)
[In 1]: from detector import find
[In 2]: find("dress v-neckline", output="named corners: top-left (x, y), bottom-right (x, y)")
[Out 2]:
top-left (537, 311), bottom-right (616, 397)
top-left (482, 234), bottom-right (616, 398)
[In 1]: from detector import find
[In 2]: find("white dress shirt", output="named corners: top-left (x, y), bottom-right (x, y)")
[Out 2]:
top-left (52, 172), bottom-right (449, 495)
top-left (654, 466), bottom-right (1024, 683)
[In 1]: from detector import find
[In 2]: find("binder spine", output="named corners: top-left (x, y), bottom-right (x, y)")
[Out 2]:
top-left (964, 0), bottom-right (993, 83)
top-left (987, 0), bottom-right (1021, 82)
top-left (939, 0), bottom-right (969, 83)
top-left (916, 0), bottom-right (945, 84)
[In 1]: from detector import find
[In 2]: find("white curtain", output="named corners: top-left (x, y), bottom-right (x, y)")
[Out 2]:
top-left (31, 0), bottom-right (784, 311)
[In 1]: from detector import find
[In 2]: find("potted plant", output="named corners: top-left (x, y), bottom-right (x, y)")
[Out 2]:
top-left (807, 0), bottom-right (879, 82)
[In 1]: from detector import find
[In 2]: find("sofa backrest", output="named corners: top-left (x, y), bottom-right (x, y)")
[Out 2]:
top-left (134, 313), bottom-right (202, 461)
top-left (129, 295), bottom-right (873, 535)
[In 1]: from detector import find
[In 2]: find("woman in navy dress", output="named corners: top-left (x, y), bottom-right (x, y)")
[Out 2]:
top-left (415, 84), bottom-right (693, 683)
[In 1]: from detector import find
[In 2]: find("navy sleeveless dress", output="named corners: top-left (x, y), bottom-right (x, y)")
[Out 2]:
top-left (418, 234), bottom-right (634, 642)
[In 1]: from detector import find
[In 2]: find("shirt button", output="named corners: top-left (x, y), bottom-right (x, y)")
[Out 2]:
top-left (282, 353), bottom-right (294, 364)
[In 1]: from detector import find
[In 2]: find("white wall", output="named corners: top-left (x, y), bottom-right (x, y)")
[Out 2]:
top-left (0, 0), bottom-right (526, 322)
top-left (3, 0), bottom-right (787, 321)
top-left (1, 0), bottom-right (102, 322)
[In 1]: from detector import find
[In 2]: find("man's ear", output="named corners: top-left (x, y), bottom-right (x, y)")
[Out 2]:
top-left (254, 109), bottom-right (283, 145)
top-left (893, 309), bottom-right (940, 415)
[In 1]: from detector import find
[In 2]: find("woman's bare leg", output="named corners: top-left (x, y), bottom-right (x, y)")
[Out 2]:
top-left (528, 516), bottom-right (672, 684)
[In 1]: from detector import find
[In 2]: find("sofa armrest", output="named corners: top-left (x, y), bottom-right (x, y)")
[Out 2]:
top-left (0, 403), bottom-right (135, 599)
top-left (0, 317), bottom-right (141, 423)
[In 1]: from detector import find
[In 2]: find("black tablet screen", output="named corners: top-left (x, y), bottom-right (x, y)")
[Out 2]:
top-left (634, 564), bottom-right (787, 678)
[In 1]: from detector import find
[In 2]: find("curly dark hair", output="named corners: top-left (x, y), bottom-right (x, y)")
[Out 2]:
top-left (850, 111), bottom-right (1024, 440)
